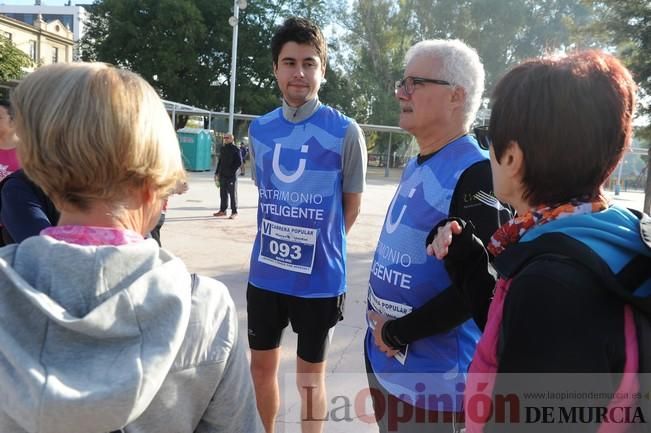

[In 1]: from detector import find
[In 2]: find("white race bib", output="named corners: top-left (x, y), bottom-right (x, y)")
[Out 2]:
top-left (258, 218), bottom-right (318, 274)
top-left (368, 284), bottom-right (412, 365)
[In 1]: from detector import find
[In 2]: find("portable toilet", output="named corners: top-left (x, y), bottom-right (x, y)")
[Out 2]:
top-left (176, 128), bottom-right (212, 171)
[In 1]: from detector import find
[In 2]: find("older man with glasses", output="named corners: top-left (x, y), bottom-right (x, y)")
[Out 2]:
top-left (364, 39), bottom-right (510, 433)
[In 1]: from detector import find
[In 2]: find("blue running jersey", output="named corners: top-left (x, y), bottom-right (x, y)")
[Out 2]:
top-left (248, 105), bottom-right (352, 298)
top-left (366, 135), bottom-right (486, 411)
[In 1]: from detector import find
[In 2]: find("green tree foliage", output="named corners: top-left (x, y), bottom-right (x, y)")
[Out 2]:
top-left (81, 0), bottom-right (349, 117)
top-left (339, 0), bottom-right (409, 130)
top-left (319, 62), bottom-right (356, 115)
top-left (582, 0), bottom-right (651, 210)
top-left (0, 35), bottom-right (32, 82)
top-left (585, 0), bottom-right (650, 104)
top-left (82, 0), bottom-right (257, 111)
top-left (411, 0), bottom-right (594, 89)
top-left (343, 0), bottom-right (595, 127)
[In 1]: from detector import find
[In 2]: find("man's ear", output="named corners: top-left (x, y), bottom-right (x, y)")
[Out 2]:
top-left (273, 62), bottom-right (279, 79)
top-left (450, 85), bottom-right (466, 107)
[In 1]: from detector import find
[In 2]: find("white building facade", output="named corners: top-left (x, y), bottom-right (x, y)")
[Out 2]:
top-left (0, 3), bottom-right (87, 59)
top-left (0, 14), bottom-right (74, 68)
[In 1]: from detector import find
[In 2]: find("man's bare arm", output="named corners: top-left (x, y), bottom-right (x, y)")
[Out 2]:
top-left (343, 192), bottom-right (362, 234)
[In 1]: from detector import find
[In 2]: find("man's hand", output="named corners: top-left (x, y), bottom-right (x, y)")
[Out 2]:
top-left (426, 220), bottom-right (463, 260)
top-left (367, 310), bottom-right (399, 358)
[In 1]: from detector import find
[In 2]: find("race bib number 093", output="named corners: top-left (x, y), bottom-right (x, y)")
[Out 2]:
top-left (258, 219), bottom-right (318, 274)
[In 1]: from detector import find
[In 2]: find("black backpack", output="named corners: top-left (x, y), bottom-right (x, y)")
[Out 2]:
top-left (503, 210), bottom-right (651, 428)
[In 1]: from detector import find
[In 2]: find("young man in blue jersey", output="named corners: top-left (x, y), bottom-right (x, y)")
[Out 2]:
top-left (246, 17), bottom-right (367, 433)
top-left (364, 40), bottom-right (510, 433)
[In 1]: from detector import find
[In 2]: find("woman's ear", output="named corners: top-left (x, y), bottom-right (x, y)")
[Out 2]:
top-left (502, 140), bottom-right (530, 214)
top-left (138, 180), bottom-right (159, 207)
top-left (502, 140), bottom-right (524, 181)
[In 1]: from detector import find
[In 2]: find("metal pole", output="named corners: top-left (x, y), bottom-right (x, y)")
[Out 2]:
top-left (384, 133), bottom-right (392, 178)
top-left (615, 157), bottom-right (625, 195)
top-left (228, 0), bottom-right (240, 134)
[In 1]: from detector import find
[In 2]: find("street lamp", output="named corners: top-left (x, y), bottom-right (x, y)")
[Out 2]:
top-left (228, 0), bottom-right (247, 134)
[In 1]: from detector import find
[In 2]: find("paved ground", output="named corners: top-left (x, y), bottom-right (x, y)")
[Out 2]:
top-left (162, 166), bottom-right (645, 433)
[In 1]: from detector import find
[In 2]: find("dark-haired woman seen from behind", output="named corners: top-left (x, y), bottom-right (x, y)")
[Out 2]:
top-left (430, 51), bottom-right (648, 432)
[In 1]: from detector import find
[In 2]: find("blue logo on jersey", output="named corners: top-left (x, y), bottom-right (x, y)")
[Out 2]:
top-left (272, 143), bottom-right (309, 183)
top-left (385, 186), bottom-right (417, 234)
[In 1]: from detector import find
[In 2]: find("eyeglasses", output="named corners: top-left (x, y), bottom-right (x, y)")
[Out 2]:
top-left (473, 126), bottom-right (491, 150)
top-left (394, 76), bottom-right (452, 96)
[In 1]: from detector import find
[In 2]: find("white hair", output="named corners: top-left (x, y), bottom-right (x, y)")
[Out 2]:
top-left (405, 39), bottom-right (485, 131)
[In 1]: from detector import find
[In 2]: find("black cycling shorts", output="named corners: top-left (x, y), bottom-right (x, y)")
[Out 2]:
top-left (246, 283), bottom-right (345, 363)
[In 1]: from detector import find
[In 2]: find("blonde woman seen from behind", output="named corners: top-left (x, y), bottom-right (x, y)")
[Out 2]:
top-left (0, 62), bottom-right (263, 433)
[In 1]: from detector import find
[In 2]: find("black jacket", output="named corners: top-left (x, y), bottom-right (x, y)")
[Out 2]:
top-left (215, 143), bottom-right (242, 178)
top-left (0, 169), bottom-right (59, 245)
top-left (440, 218), bottom-right (628, 375)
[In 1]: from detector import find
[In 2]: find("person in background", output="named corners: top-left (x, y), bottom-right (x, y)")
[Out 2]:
top-left (239, 142), bottom-right (249, 176)
top-left (213, 133), bottom-right (241, 219)
top-left (365, 39), bottom-right (509, 433)
top-left (0, 168), bottom-right (59, 244)
top-left (210, 130), bottom-right (221, 169)
top-left (246, 16), bottom-right (367, 433)
top-left (0, 100), bottom-right (20, 181)
top-left (149, 202), bottom-right (166, 246)
top-left (0, 62), bottom-right (263, 433)
top-left (150, 181), bottom-right (188, 247)
top-left (0, 100), bottom-right (25, 246)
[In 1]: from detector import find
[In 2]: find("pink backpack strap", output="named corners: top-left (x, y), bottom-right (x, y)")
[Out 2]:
top-left (598, 305), bottom-right (639, 433)
top-left (465, 278), bottom-right (512, 433)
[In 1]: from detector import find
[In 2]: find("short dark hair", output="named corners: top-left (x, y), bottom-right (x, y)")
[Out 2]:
top-left (0, 99), bottom-right (13, 119)
top-left (271, 17), bottom-right (327, 67)
top-left (489, 50), bottom-right (636, 206)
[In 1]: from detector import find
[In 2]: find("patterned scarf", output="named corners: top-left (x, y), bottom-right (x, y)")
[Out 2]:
top-left (487, 197), bottom-right (609, 257)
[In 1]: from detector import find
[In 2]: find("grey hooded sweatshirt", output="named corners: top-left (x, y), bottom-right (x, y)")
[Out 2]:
top-left (0, 235), bottom-right (263, 433)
